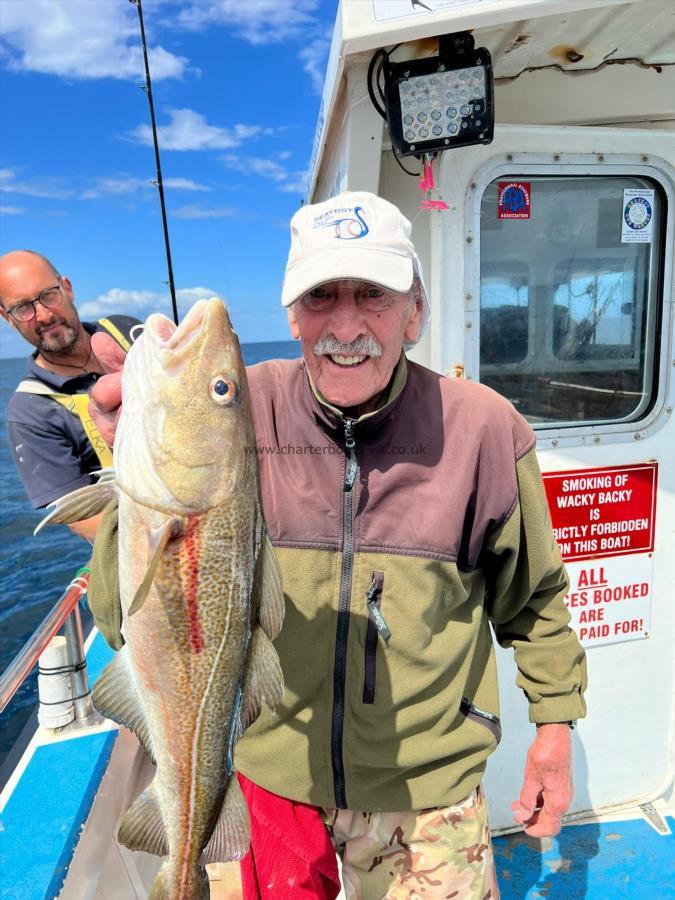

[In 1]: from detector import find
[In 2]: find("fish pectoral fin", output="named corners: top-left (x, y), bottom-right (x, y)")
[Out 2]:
top-left (256, 535), bottom-right (285, 640)
top-left (201, 775), bottom-right (250, 865)
top-left (92, 645), bottom-right (155, 762)
top-left (117, 782), bottom-right (168, 857)
top-left (241, 627), bottom-right (284, 727)
top-left (34, 478), bottom-right (117, 534)
top-left (127, 516), bottom-right (181, 616)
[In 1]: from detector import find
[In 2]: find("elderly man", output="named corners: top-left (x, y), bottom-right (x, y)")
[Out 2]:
top-left (88, 192), bottom-right (586, 898)
top-left (0, 250), bottom-right (138, 540)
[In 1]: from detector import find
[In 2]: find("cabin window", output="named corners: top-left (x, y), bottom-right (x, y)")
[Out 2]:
top-left (478, 176), bottom-right (662, 426)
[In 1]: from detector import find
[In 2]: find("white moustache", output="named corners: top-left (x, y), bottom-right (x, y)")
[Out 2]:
top-left (314, 335), bottom-right (382, 358)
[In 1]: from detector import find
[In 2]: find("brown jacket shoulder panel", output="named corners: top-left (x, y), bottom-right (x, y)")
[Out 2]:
top-left (247, 358), bottom-right (535, 569)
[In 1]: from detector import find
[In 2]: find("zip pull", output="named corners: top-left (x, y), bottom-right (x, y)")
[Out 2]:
top-left (343, 417), bottom-right (357, 492)
top-left (365, 571), bottom-right (390, 642)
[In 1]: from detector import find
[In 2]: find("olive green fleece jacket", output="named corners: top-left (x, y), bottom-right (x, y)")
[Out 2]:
top-left (89, 355), bottom-right (587, 812)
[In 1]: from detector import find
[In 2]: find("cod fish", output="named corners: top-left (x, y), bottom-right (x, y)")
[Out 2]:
top-left (38, 298), bottom-right (284, 899)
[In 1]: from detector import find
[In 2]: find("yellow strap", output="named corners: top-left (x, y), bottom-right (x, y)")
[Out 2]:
top-left (51, 393), bottom-right (113, 468)
top-left (98, 317), bottom-right (132, 352)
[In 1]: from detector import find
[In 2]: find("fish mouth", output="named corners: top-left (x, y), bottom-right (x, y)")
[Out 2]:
top-left (144, 298), bottom-right (232, 362)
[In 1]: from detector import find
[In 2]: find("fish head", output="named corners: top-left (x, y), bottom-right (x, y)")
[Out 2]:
top-left (115, 297), bottom-right (255, 513)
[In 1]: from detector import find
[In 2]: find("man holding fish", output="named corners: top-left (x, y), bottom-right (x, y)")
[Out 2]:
top-left (82, 191), bottom-right (586, 898)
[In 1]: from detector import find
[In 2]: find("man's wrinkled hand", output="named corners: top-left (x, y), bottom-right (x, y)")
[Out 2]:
top-left (511, 723), bottom-right (573, 837)
top-left (89, 333), bottom-right (126, 449)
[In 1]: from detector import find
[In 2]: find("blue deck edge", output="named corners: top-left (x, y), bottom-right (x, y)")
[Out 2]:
top-left (0, 632), bottom-right (117, 900)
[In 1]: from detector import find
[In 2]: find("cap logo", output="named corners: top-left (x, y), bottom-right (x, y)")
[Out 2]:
top-left (313, 205), bottom-right (369, 240)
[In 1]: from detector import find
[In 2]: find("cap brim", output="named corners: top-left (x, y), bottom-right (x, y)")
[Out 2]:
top-left (281, 248), bottom-right (414, 308)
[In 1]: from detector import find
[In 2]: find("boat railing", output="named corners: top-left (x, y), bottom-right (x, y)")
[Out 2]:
top-left (0, 565), bottom-right (96, 724)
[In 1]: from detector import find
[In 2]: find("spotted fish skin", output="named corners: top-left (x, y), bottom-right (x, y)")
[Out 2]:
top-left (46, 299), bottom-right (284, 899)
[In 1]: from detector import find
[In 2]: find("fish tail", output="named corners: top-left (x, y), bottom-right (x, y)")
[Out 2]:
top-left (148, 862), bottom-right (209, 900)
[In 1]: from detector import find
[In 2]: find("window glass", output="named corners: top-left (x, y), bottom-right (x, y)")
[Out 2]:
top-left (479, 176), bottom-right (662, 425)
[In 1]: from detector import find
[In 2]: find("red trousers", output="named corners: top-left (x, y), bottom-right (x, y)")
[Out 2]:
top-left (238, 773), bottom-right (341, 900)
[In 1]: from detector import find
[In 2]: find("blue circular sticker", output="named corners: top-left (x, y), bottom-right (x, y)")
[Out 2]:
top-left (624, 197), bottom-right (652, 231)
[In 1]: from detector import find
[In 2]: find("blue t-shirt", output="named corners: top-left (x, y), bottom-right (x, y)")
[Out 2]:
top-left (6, 316), bottom-right (139, 509)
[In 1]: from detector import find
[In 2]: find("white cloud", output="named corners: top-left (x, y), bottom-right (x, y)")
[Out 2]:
top-left (163, 177), bottom-right (210, 192)
top-left (172, 204), bottom-right (237, 220)
top-left (171, 0), bottom-right (331, 94)
top-left (81, 175), bottom-right (210, 200)
top-left (175, 0), bottom-right (319, 45)
top-left (222, 155), bottom-right (287, 183)
top-left (78, 285), bottom-right (221, 321)
top-left (221, 154), bottom-right (306, 195)
top-left (0, 167), bottom-right (73, 199)
top-left (81, 178), bottom-right (149, 201)
top-left (1, 168), bottom-right (212, 203)
top-left (279, 173), bottom-right (309, 195)
top-left (0, 0), bottom-right (188, 81)
top-left (0, 204), bottom-right (24, 215)
top-left (127, 108), bottom-right (264, 151)
top-left (298, 32), bottom-right (332, 94)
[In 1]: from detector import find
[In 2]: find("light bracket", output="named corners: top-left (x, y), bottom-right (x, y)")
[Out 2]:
top-left (384, 32), bottom-right (494, 160)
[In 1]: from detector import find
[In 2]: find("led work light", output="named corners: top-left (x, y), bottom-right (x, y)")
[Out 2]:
top-left (383, 32), bottom-right (494, 159)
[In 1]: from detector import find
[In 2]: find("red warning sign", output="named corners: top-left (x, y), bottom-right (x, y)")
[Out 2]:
top-left (497, 181), bottom-right (531, 219)
top-left (542, 463), bottom-right (657, 562)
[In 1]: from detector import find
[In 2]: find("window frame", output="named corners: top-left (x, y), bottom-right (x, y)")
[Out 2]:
top-left (464, 156), bottom-right (674, 446)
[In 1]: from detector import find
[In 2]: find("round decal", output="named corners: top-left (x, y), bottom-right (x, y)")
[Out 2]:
top-left (624, 196), bottom-right (652, 231)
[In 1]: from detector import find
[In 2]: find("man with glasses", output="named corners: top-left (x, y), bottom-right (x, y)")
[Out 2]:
top-left (0, 250), bottom-right (138, 541)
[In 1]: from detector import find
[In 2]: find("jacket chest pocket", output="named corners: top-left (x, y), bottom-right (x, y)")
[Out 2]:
top-left (363, 571), bottom-right (390, 704)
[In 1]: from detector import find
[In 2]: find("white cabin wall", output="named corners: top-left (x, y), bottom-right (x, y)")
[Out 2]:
top-left (495, 65), bottom-right (675, 128)
top-left (314, 60), bottom-right (386, 202)
top-left (314, 85), bottom-right (349, 202)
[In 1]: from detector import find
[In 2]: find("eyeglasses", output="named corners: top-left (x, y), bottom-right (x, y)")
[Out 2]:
top-left (6, 283), bottom-right (64, 323)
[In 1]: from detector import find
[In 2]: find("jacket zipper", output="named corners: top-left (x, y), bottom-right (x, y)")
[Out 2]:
top-left (331, 417), bottom-right (357, 808)
top-left (363, 571), bottom-right (389, 704)
top-left (460, 697), bottom-right (502, 744)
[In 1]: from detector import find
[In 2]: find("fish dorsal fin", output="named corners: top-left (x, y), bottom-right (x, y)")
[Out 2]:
top-left (117, 781), bottom-right (168, 857)
top-left (241, 626), bottom-right (284, 728)
top-left (92, 644), bottom-right (155, 762)
top-left (256, 535), bottom-right (284, 640)
top-left (127, 516), bottom-right (181, 617)
top-left (200, 775), bottom-right (250, 865)
top-left (34, 477), bottom-right (117, 534)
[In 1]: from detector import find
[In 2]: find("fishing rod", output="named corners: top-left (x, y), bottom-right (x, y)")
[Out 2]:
top-left (129, 0), bottom-right (179, 325)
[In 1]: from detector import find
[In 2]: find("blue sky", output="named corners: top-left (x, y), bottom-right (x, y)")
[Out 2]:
top-left (0, 0), bottom-right (338, 359)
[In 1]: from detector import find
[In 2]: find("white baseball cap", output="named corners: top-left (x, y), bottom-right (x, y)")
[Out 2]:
top-left (281, 192), bottom-right (429, 334)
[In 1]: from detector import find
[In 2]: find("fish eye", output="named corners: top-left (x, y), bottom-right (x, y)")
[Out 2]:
top-left (209, 375), bottom-right (238, 406)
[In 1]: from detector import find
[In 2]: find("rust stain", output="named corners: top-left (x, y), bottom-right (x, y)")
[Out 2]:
top-left (504, 34), bottom-right (530, 54)
top-left (549, 44), bottom-right (585, 64)
top-left (405, 37), bottom-right (440, 59)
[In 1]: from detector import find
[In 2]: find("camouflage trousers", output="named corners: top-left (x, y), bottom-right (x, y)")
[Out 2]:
top-left (322, 787), bottom-right (499, 900)
top-left (207, 787), bottom-right (498, 899)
